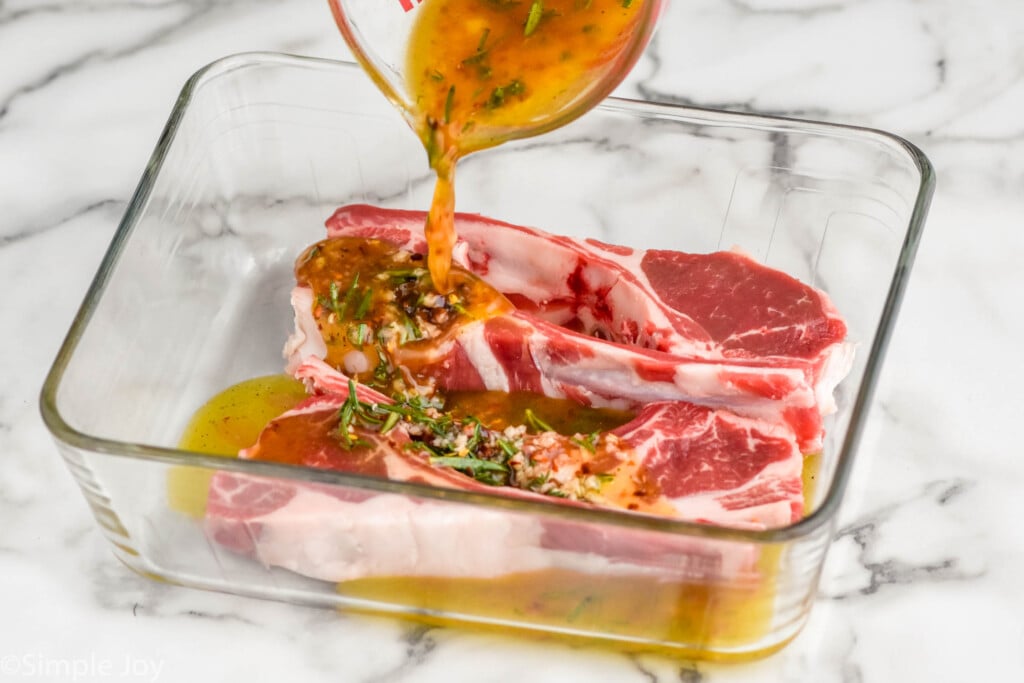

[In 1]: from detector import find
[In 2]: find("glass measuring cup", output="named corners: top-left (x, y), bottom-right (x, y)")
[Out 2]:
top-left (327, 0), bottom-right (663, 155)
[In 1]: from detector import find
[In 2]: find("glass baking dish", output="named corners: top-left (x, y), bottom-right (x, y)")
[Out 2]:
top-left (40, 53), bottom-right (933, 660)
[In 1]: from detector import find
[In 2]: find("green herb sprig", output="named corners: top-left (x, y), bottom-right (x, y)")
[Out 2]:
top-left (444, 85), bottom-right (456, 124)
top-left (524, 407), bottom-right (555, 433)
top-left (486, 80), bottom-right (525, 109)
top-left (570, 431), bottom-right (600, 453)
top-left (525, 0), bottom-right (543, 36)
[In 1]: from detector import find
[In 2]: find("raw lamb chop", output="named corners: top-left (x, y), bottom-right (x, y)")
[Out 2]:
top-left (326, 204), bottom-right (848, 370)
top-left (287, 205), bottom-right (854, 451)
top-left (205, 358), bottom-right (802, 582)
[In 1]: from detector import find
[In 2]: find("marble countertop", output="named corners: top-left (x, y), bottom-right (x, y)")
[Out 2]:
top-left (3, 0), bottom-right (1023, 680)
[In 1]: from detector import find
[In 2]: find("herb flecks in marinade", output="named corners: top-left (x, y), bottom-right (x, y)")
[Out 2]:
top-left (408, 0), bottom-right (642, 148)
top-left (295, 237), bottom-right (644, 501)
top-left (296, 237), bottom-right (513, 393)
top-left (327, 383), bottom-right (628, 501)
top-left (486, 80), bottom-right (526, 110)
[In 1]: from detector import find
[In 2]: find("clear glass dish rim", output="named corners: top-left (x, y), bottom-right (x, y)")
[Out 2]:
top-left (39, 52), bottom-right (935, 545)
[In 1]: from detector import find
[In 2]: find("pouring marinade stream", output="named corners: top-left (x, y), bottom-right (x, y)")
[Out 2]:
top-left (336, 0), bottom-right (649, 292)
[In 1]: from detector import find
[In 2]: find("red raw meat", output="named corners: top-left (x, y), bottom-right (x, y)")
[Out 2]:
top-left (205, 358), bottom-right (802, 582)
top-left (302, 204), bottom-right (854, 451)
top-left (326, 204), bottom-right (847, 362)
top-left (205, 205), bottom-right (853, 584)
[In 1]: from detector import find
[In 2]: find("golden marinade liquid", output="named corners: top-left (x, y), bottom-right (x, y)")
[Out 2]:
top-left (336, 549), bottom-right (786, 658)
top-left (167, 375), bottom-right (307, 517)
top-left (173, 375), bottom-right (821, 657)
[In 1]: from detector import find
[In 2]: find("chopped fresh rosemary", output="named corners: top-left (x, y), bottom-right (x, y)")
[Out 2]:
top-left (525, 0), bottom-right (543, 36)
top-left (335, 380), bottom-right (373, 450)
top-left (338, 273), bottom-right (361, 320)
top-left (486, 80), bottom-right (525, 109)
top-left (482, 0), bottom-right (521, 10)
top-left (347, 322), bottom-right (371, 347)
top-left (385, 268), bottom-right (425, 281)
top-left (425, 122), bottom-right (440, 164)
top-left (373, 348), bottom-right (391, 384)
top-left (380, 410), bottom-right (401, 434)
top-left (497, 438), bottom-right (519, 458)
top-left (354, 287), bottom-right (373, 320)
top-left (327, 280), bottom-right (344, 320)
top-left (529, 472), bottom-right (549, 489)
top-left (300, 245), bottom-right (321, 266)
top-left (448, 294), bottom-right (468, 315)
top-left (461, 48), bottom-right (492, 81)
top-left (464, 419), bottom-right (484, 452)
top-left (461, 50), bottom-right (488, 67)
top-left (406, 440), bottom-right (441, 457)
top-left (524, 407), bottom-right (555, 433)
top-left (444, 85), bottom-right (455, 124)
top-left (461, 28), bottom-right (493, 80)
top-left (430, 455), bottom-right (509, 474)
top-left (402, 312), bottom-right (422, 342)
top-left (571, 431), bottom-right (600, 453)
top-left (567, 595), bottom-right (596, 622)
